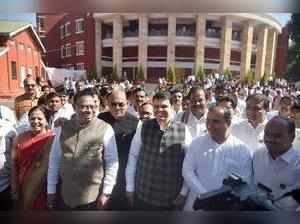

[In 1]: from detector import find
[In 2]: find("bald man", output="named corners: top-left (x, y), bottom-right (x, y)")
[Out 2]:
top-left (98, 89), bottom-right (139, 210)
top-left (253, 116), bottom-right (300, 210)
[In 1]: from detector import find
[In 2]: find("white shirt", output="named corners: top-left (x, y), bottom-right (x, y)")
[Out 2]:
top-left (127, 104), bottom-right (138, 118)
top-left (253, 147), bottom-right (300, 199)
top-left (0, 120), bottom-right (17, 192)
top-left (47, 124), bottom-right (119, 195)
top-left (182, 134), bottom-right (252, 211)
top-left (125, 120), bottom-right (193, 195)
top-left (50, 106), bottom-right (75, 129)
top-left (175, 111), bottom-right (207, 139)
top-left (293, 129), bottom-right (300, 150)
top-left (0, 105), bottom-right (16, 125)
top-left (231, 119), bottom-right (267, 155)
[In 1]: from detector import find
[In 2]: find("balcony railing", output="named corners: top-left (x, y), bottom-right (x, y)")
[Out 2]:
top-left (175, 57), bottom-right (195, 62)
top-left (148, 56), bottom-right (167, 61)
top-left (123, 30), bottom-right (138, 37)
top-left (101, 56), bottom-right (112, 61)
top-left (123, 56), bottom-right (138, 62)
top-left (148, 29), bottom-right (168, 36)
top-left (176, 30), bottom-right (195, 37)
top-left (206, 28), bottom-right (221, 38)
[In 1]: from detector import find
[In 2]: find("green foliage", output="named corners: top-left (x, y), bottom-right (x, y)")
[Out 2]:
top-left (88, 67), bottom-right (97, 80)
top-left (111, 64), bottom-right (119, 81)
top-left (287, 14), bottom-right (300, 81)
top-left (223, 68), bottom-right (232, 80)
top-left (137, 65), bottom-right (145, 81)
top-left (260, 73), bottom-right (268, 85)
top-left (167, 65), bottom-right (176, 83)
top-left (196, 66), bottom-right (205, 81)
top-left (244, 70), bottom-right (256, 85)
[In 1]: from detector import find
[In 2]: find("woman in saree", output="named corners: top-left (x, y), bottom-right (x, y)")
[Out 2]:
top-left (11, 105), bottom-right (54, 210)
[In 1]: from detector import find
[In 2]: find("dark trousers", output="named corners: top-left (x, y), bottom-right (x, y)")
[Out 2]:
top-left (134, 196), bottom-right (175, 211)
top-left (0, 186), bottom-right (12, 210)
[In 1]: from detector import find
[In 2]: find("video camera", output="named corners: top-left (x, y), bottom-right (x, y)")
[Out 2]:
top-left (193, 173), bottom-right (294, 211)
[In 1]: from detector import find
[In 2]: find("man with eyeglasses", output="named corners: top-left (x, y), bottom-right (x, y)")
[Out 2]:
top-left (138, 102), bottom-right (154, 121)
top-left (14, 77), bottom-right (39, 120)
top-left (175, 86), bottom-right (208, 139)
top-left (98, 89), bottom-right (139, 210)
top-left (126, 91), bottom-right (192, 210)
top-left (47, 88), bottom-right (119, 210)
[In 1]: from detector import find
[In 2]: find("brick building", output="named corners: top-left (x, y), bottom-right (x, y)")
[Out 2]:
top-left (0, 20), bottom-right (46, 98)
top-left (37, 13), bottom-right (95, 76)
top-left (37, 13), bottom-right (289, 82)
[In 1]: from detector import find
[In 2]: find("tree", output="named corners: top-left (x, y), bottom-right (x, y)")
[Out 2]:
top-left (167, 65), bottom-right (176, 83)
top-left (287, 14), bottom-right (300, 81)
top-left (260, 72), bottom-right (268, 85)
top-left (223, 68), bottom-right (232, 80)
top-left (111, 64), bottom-right (119, 81)
top-left (88, 67), bottom-right (97, 80)
top-left (196, 66), bottom-right (205, 82)
top-left (136, 65), bottom-right (145, 81)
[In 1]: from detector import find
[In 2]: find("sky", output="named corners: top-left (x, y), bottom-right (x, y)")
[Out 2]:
top-left (0, 12), bottom-right (292, 27)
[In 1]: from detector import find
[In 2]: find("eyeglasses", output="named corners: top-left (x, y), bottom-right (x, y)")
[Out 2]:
top-left (110, 102), bottom-right (126, 108)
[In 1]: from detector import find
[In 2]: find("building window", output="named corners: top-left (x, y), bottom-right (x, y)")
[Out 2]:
top-left (65, 22), bottom-right (71, 36)
top-left (28, 67), bottom-right (33, 76)
top-left (35, 66), bottom-right (39, 77)
top-left (76, 63), bottom-right (85, 70)
top-left (65, 43), bottom-right (72, 57)
top-left (60, 25), bottom-right (64, 39)
top-left (27, 47), bottom-right (32, 53)
top-left (76, 41), bottom-right (85, 56)
top-left (9, 40), bottom-right (15, 46)
top-left (38, 16), bottom-right (45, 32)
top-left (61, 45), bottom-right (65, 58)
top-left (11, 61), bottom-right (17, 80)
top-left (19, 43), bottom-right (24, 50)
top-left (75, 18), bottom-right (84, 33)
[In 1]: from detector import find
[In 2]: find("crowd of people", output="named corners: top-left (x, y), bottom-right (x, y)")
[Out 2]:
top-left (0, 73), bottom-right (300, 211)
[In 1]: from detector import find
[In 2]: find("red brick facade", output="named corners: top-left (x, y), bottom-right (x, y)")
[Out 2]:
top-left (0, 26), bottom-right (45, 98)
top-left (37, 13), bottom-right (96, 76)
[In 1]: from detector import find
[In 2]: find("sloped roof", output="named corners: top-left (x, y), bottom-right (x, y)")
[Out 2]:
top-left (0, 47), bottom-right (8, 56)
top-left (0, 20), bottom-right (30, 35)
top-left (0, 20), bottom-right (46, 53)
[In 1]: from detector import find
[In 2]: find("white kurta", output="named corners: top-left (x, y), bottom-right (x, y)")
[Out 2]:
top-left (182, 134), bottom-right (252, 211)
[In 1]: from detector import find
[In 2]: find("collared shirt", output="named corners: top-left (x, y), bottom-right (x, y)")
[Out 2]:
top-left (47, 123), bottom-right (119, 195)
top-left (182, 134), bottom-right (252, 211)
top-left (231, 119), bottom-right (267, 155)
top-left (50, 105), bottom-right (75, 129)
top-left (14, 94), bottom-right (39, 120)
top-left (253, 146), bottom-right (300, 200)
top-left (175, 111), bottom-right (207, 139)
top-left (0, 120), bottom-right (17, 192)
top-left (125, 120), bottom-right (192, 195)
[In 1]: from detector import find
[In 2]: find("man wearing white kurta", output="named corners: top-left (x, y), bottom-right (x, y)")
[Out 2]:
top-left (182, 105), bottom-right (252, 211)
top-left (232, 94), bottom-right (269, 155)
top-left (175, 87), bottom-right (207, 139)
top-left (253, 116), bottom-right (300, 211)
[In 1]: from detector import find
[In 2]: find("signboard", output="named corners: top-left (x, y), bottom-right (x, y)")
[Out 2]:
top-left (46, 67), bottom-right (86, 87)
